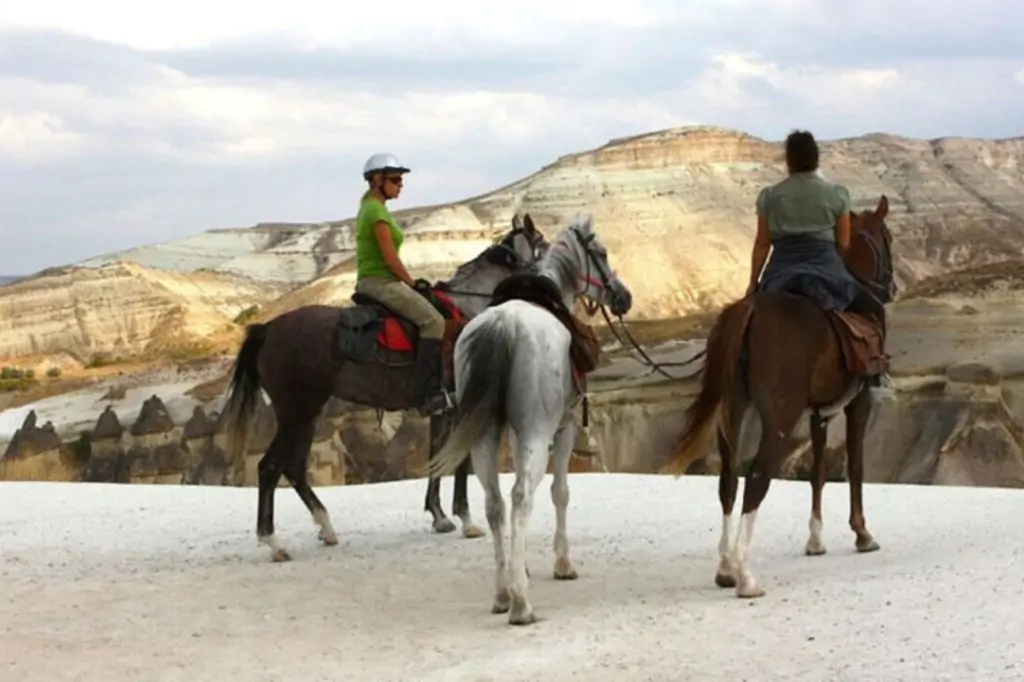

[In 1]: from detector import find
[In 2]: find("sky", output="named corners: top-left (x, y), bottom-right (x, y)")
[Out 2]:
top-left (1, 0), bottom-right (1023, 274)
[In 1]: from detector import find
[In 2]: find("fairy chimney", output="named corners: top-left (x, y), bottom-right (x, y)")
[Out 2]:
top-left (125, 395), bottom-right (186, 484)
top-left (84, 406), bottom-right (127, 483)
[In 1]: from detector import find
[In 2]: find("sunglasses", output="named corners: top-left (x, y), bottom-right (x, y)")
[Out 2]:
top-left (384, 175), bottom-right (404, 186)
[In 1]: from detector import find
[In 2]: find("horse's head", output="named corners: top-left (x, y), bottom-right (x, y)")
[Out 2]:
top-left (548, 213), bottom-right (633, 317)
top-left (846, 194), bottom-right (897, 304)
top-left (482, 212), bottom-right (549, 271)
top-left (436, 212), bottom-right (549, 318)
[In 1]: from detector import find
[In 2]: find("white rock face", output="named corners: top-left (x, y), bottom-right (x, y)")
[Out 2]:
top-left (3, 124), bottom-right (1024, 363)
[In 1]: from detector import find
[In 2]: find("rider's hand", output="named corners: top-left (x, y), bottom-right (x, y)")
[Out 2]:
top-left (412, 278), bottom-right (432, 293)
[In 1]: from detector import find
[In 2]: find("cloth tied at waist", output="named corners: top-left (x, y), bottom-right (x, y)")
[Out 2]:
top-left (757, 235), bottom-right (861, 311)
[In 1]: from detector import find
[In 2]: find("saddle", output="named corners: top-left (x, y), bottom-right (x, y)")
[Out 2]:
top-left (489, 273), bottom-right (602, 377)
top-left (823, 309), bottom-right (888, 376)
top-left (336, 289), bottom-right (464, 366)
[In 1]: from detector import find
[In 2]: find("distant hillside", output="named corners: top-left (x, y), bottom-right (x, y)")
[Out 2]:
top-left (0, 276), bottom-right (21, 286)
top-left (3, 124), bottom-right (1024, 366)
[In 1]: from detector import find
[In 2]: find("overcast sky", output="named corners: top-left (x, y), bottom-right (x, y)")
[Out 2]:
top-left (2, 0), bottom-right (1022, 274)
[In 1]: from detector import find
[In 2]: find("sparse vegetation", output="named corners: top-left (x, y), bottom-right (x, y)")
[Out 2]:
top-left (46, 367), bottom-right (62, 378)
top-left (0, 366), bottom-right (40, 392)
top-left (85, 352), bottom-right (121, 369)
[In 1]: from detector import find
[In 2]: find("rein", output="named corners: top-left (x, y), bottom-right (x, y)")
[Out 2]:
top-left (560, 227), bottom-right (705, 382)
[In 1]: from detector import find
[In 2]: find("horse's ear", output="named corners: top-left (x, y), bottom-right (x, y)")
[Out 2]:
top-left (875, 194), bottom-right (889, 220)
top-left (512, 213), bottom-right (524, 230)
top-left (523, 213), bottom-right (536, 234)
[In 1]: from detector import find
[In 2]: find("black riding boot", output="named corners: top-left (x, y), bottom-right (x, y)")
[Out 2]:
top-left (414, 337), bottom-right (451, 415)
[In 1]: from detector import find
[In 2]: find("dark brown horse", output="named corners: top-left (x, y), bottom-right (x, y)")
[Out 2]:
top-left (663, 194), bottom-right (895, 598)
top-left (221, 214), bottom-right (548, 562)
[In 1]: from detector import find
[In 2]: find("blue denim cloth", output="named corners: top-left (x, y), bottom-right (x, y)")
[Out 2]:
top-left (757, 235), bottom-right (861, 311)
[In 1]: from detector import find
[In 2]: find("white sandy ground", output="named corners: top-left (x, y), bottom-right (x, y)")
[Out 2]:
top-left (1, 474), bottom-right (1023, 681)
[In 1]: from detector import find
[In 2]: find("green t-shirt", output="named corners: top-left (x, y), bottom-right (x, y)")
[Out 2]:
top-left (355, 197), bottom-right (403, 281)
top-left (755, 172), bottom-right (851, 242)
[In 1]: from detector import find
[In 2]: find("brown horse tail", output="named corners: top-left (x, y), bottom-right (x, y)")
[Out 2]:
top-left (661, 297), bottom-right (755, 477)
top-left (222, 323), bottom-right (268, 469)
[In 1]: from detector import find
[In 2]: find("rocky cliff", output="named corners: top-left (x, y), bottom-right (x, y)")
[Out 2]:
top-left (3, 125), bottom-right (1024, 366)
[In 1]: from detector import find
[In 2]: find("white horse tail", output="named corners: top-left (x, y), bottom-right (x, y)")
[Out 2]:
top-left (423, 318), bottom-right (514, 478)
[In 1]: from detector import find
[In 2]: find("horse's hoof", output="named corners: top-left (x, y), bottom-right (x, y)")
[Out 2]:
top-left (714, 572), bottom-right (736, 588)
top-left (509, 609), bottom-right (537, 626)
top-left (433, 518), bottom-right (457, 534)
top-left (553, 557), bottom-right (578, 580)
top-left (318, 529), bottom-right (339, 546)
top-left (491, 593), bottom-right (511, 614)
top-left (805, 543), bottom-right (827, 556)
top-left (856, 538), bottom-right (881, 553)
top-left (272, 548), bottom-right (292, 563)
top-left (736, 582), bottom-right (765, 599)
top-left (462, 523), bottom-right (486, 539)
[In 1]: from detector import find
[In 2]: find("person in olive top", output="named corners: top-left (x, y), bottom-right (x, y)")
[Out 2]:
top-left (354, 153), bottom-right (450, 414)
top-left (747, 130), bottom-right (895, 400)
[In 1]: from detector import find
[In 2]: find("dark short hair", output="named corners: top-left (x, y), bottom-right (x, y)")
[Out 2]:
top-left (785, 130), bottom-right (819, 173)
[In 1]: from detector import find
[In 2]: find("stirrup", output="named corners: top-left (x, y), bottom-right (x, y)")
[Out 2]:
top-left (572, 425), bottom-right (600, 458)
top-left (418, 389), bottom-right (454, 417)
top-left (867, 373), bottom-right (897, 402)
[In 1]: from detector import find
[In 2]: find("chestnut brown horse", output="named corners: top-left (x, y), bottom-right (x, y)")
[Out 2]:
top-left (663, 194), bottom-right (896, 598)
top-left (221, 214), bottom-right (548, 562)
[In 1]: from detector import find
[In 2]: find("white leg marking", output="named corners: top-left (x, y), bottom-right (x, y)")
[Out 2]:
top-left (716, 513), bottom-right (735, 582)
top-left (732, 510), bottom-right (764, 598)
top-left (312, 508), bottom-right (339, 546)
top-left (259, 534), bottom-right (292, 562)
top-left (458, 510), bottom-right (486, 539)
top-left (805, 514), bottom-right (826, 556)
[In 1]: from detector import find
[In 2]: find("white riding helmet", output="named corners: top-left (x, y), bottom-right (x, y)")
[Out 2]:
top-left (362, 153), bottom-right (410, 180)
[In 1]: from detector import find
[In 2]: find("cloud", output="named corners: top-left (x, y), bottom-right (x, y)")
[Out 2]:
top-left (1, 0), bottom-right (1023, 273)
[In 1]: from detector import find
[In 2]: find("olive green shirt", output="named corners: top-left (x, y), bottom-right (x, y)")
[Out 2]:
top-left (755, 172), bottom-right (852, 242)
top-left (355, 197), bottom-right (403, 281)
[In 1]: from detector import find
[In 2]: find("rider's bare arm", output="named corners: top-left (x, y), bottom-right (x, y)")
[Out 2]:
top-left (747, 214), bottom-right (772, 292)
top-left (375, 221), bottom-right (415, 286)
top-left (834, 212), bottom-right (851, 256)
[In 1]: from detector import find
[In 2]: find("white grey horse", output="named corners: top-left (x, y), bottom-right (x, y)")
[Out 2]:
top-left (425, 213), bottom-right (633, 625)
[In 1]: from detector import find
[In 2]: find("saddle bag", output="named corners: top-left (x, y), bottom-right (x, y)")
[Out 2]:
top-left (336, 306), bottom-right (383, 363)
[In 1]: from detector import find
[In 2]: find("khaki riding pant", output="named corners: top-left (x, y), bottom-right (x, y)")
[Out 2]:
top-left (355, 276), bottom-right (445, 340)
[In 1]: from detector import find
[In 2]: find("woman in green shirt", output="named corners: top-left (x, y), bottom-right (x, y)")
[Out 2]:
top-left (354, 152), bottom-right (449, 414)
top-left (747, 131), bottom-right (894, 400)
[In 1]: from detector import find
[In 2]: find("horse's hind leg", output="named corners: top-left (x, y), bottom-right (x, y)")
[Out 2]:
top-left (257, 426), bottom-right (300, 562)
top-left (550, 420), bottom-right (578, 581)
top-left (731, 403), bottom-right (801, 599)
top-left (507, 431), bottom-right (553, 626)
top-left (282, 418), bottom-right (337, 547)
top-left (805, 413), bottom-right (829, 556)
top-left (715, 395), bottom-right (746, 588)
top-left (845, 390), bottom-right (880, 553)
top-left (453, 456), bottom-right (485, 538)
top-left (471, 424), bottom-right (509, 615)
top-left (425, 413), bottom-right (457, 534)
top-left (715, 429), bottom-right (740, 588)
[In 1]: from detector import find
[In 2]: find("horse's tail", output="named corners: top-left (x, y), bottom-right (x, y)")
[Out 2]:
top-left (222, 323), bottom-right (268, 467)
top-left (421, 317), bottom-right (514, 479)
top-left (661, 297), bottom-right (755, 476)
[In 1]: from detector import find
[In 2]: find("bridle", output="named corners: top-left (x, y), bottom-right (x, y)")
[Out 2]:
top-left (853, 216), bottom-right (897, 303)
top-left (553, 226), bottom-right (690, 381)
top-left (436, 224), bottom-right (547, 299)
